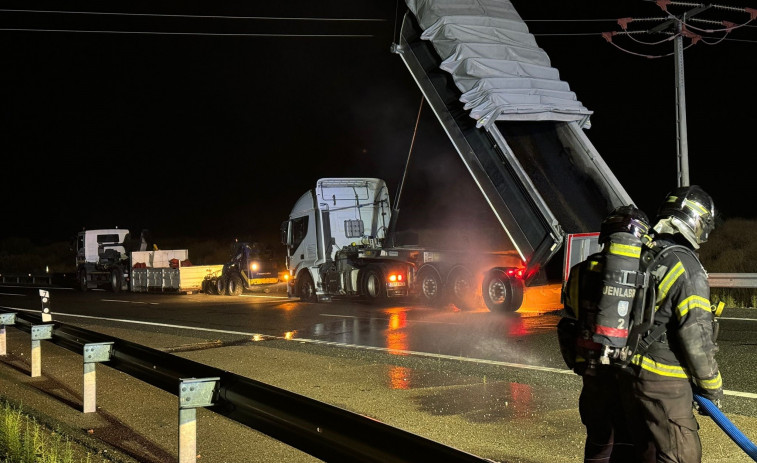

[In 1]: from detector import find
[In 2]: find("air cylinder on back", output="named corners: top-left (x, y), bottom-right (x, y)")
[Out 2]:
top-left (592, 231), bottom-right (644, 348)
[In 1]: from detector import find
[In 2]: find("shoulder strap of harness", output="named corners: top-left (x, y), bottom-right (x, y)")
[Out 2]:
top-left (634, 242), bottom-right (697, 355)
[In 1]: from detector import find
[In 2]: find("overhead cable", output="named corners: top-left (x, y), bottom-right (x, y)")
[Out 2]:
top-left (0, 28), bottom-right (374, 38)
top-left (0, 8), bottom-right (386, 22)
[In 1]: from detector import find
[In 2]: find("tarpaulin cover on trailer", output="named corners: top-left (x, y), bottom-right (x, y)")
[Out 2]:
top-left (405, 0), bottom-right (593, 129)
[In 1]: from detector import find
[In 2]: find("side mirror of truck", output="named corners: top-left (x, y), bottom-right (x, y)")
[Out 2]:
top-left (280, 221), bottom-right (289, 245)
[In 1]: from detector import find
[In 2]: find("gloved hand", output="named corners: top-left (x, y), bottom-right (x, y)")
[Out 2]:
top-left (693, 397), bottom-right (722, 416)
top-left (693, 385), bottom-right (723, 416)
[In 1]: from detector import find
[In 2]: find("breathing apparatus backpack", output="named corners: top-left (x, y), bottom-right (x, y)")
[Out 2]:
top-left (558, 205), bottom-right (652, 373)
top-left (559, 235), bottom-right (723, 374)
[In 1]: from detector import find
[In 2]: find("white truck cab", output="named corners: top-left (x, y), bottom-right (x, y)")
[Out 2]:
top-left (282, 178), bottom-right (407, 302)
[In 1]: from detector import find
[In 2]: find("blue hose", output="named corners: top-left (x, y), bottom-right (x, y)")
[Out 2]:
top-left (693, 394), bottom-right (757, 461)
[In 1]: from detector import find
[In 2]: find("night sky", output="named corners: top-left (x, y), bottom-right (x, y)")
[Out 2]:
top-left (2, 0), bottom-right (755, 248)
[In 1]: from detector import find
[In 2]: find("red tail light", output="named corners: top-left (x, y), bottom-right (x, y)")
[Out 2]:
top-left (506, 268), bottom-right (525, 279)
top-left (387, 273), bottom-right (405, 285)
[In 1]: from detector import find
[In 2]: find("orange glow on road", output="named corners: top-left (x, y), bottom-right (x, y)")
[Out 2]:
top-left (388, 311), bottom-right (407, 330)
top-left (388, 366), bottom-right (411, 390)
top-left (386, 310), bottom-right (409, 356)
top-left (519, 283), bottom-right (563, 313)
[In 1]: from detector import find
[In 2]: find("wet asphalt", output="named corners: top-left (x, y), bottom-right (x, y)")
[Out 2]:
top-left (0, 311), bottom-right (756, 463)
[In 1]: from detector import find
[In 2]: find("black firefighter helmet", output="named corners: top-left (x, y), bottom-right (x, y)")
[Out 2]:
top-left (599, 205), bottom-right (651, 245)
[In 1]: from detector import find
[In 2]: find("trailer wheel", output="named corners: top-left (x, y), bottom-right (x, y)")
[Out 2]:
top-left (360, 266), bottom-right (386, 300)
top-left (447, 267), bottom-right (476, 311)
top-left (110, 269), bottom-right (122, 293)
top-left (228, 274), bottom-right (244, 296)
top-left (204, 278), bottom-right (218, 295)
top-left (416, 266), bottom-right (444, 307)
top-left (78, 270), bottom-right (88, 292)
top-left (216, 276), bottom-right (229, 296)
top-left (482, 269), bottom-right (524, 313)
top-left (297, 272), bottom-right (317, 302)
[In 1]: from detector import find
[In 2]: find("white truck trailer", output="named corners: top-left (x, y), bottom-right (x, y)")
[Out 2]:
top-left (74, 228), bottom-right (222, 294)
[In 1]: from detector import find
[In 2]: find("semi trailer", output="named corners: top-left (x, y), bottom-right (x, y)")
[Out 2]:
top-left (281, 0), bottom-right (637, 312)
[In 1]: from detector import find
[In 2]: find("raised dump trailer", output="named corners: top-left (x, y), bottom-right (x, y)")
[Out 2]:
top-left (393, 0), bottom-right (635, 307)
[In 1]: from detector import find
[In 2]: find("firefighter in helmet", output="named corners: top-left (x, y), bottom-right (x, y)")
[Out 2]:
top-left (619, 185), bottom-right (723, 463)
top-left (562, 204), bottom-right (650, 463)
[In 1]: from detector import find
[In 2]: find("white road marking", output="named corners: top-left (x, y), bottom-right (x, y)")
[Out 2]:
top-left (239, 294), bottom-right (290, 299)
top-left (100, 299), bottom-right (160, 305)
top-left (2, 306), bottom-right (755, 399)
top-left (319, 313), bottom-right (462, 325)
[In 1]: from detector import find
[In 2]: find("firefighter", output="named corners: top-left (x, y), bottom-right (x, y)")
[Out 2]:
top-left (619, 185), bottom-right (723, 463)
top-left (562, 205), bottom-right (650, 463)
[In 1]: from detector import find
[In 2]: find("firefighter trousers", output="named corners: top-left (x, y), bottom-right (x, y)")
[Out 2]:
top-left (619, 373), bottom-right (702, 463)
top-left (579, 368), bottom-right (635, 463)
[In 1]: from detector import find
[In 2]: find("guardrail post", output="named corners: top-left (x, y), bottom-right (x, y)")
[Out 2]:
top-left (82, 342), bottom-right (114, 413)
top-left (178, 377), bottom-right (219, 463)
top-left (30, 324), bottom-right (53, 377)
top-left (0, 313), bottom-right (17, 356)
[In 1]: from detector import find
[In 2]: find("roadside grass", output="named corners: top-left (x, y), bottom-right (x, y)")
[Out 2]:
top-left (0, 400), bottom-right (95, 463)
top-left (698, 217), bottom-right (757, 308)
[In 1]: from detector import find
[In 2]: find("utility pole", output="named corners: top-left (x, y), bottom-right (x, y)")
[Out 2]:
top-left (650, 5), bottom-right (711, 187)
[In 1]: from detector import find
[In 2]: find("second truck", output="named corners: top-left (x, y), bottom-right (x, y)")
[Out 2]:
top-left (74, 229), bottom-right (281, 295)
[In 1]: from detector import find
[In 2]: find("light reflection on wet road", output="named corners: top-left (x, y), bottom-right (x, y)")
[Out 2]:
top-left (298, 301), bottom-right (565, 371)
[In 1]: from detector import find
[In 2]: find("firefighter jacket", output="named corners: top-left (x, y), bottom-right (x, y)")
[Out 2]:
top-left (629, 234), bottom-right (723, 400)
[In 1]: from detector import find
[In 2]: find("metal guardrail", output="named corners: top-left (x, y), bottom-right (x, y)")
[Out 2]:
top-left (708, 273), bottom-right (757, 289)
top-left (0, 274), bottom-right (54, 285)
top-left (1, 309), bottom-right (492, 463)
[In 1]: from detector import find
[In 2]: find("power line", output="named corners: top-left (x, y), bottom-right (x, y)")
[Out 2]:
top-left (522, 2), bottom-right (756, 188)
top-left (0, 8), bottom-right (387, 22)
top-left (0, 8), bottom-right (385, 38)
top-left (529, 31), bottom-right (757, 44)
top-left (613, 2), bottom-right (755, 187)
top-left (0, 28), bottom-right (374, 38)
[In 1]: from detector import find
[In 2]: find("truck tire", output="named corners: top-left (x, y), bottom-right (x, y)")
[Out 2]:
top-left (446, 266), bottom-right (476, 311)
top-left (110, 269), bottom-right (122, 293)
top-left (228, 274), bottom-right (244, 296)
top-left (360, 265), bottom-right (386, 301)
top-left (78, 270), bottom-right (88, 292)
top-left (482, 268), bottom-right (524, 313)
top-left (416, 265), bottom-right (444, 307)
top-left (216, 276), bottom-right (229, 296)
top-left (297, 272), bottom-right (317, 302)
